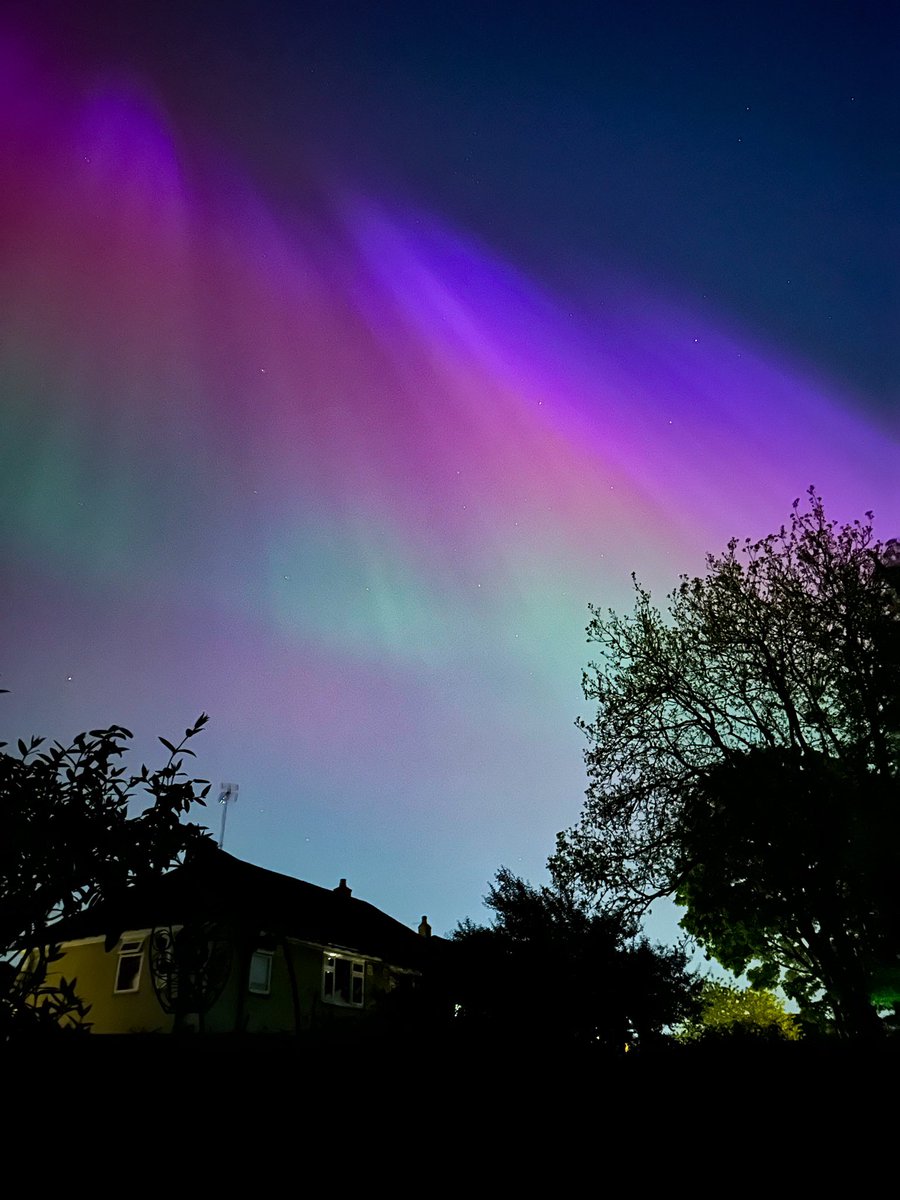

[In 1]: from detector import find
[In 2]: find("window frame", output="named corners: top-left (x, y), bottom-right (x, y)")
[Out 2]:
top-left (322, 952), bottom-right (366, 1008)
top-left (248, 949), bottom-right (274, 996)
top-left (113, 938), bottom-right (145, 995)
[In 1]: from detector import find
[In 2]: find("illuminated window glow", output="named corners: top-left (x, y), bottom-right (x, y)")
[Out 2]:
top-left (323, 953), bottom-right (365, 1007)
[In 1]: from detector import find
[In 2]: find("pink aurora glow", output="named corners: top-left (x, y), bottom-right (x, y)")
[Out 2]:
top-left (1, 35), bottom-right (895, 930)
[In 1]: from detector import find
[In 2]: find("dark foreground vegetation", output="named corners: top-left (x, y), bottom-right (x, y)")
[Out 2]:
top-left (10, 1024), bottom-right (900, 1143)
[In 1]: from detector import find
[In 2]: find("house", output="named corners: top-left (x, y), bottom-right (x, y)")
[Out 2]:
top-left (37, 849), bottom-right (439, 1035)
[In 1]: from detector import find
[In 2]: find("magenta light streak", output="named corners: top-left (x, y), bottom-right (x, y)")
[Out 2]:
top-left (1, 30), bottom-right (895, 935)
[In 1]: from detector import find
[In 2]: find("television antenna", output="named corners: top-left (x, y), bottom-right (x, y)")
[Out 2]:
top-left (217, 783), bottom-right (239, 849)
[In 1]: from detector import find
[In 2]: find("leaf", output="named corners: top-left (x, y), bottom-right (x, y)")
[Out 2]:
top-left (2, 713), bottom-right (214, 1034)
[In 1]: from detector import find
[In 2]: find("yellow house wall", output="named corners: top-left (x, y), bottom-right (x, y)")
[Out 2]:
top-left (47, 932), bottom-right (414, 1035)
top-left (43, 935), bottom-right (175, 1034)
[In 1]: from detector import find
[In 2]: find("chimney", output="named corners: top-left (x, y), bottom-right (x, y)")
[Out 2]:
top-left (334, 878), bottom-right (352, 898)
top-left (418, 915), bottom-right (432, 938)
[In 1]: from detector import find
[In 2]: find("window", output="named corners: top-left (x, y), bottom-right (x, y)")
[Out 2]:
top-left (322, 953), bottom-right (365, 1007)
top-left (114, 939), bottom-right (144, 994)
top-left (249, 950), bottom-right (273, 995)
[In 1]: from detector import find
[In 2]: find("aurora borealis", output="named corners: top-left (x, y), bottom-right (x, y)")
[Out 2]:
top-left (2, 3), bottom-right (896, 937)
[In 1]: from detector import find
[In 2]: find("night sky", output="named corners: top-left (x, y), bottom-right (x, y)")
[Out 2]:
top-left (2, 2), bottom-right (897, 939)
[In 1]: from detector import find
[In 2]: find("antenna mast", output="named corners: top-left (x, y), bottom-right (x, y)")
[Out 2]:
top-left (217, 783), bottom-right (239, 849)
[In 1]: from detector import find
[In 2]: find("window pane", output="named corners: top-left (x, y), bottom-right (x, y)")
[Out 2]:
top-left (335, 957), bottom-right (350, 1002)
top-left (249, 951), bottom-right (272, 994)
top-left (115, 954), bottom-right (142, 993)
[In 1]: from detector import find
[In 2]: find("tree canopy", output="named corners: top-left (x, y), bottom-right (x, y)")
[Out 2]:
top-left (0, 714), bottom-right (214, 1034)
top-left (451, 867), bottom-right (700, 1051)
top-left (551, 491), bottom-right (900, 1037)
top-left (676, 979), bottom-right (802, 1043)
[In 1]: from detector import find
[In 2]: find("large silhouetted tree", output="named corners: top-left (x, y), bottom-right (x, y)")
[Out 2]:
top-left (451, 868), bottom-right (699, 1050)
top-left (552, 491), bottom-right (900, 1038)
top-left (0, 714), bottom-right (214, 1034)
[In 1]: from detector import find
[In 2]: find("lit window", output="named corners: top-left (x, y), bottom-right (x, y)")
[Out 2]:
top-left (249, 950), bottom-right (273, 995)
top-left (323, 953), bottom-right (365, 1007)
top-left (114, 939), bottom-right (144, 994)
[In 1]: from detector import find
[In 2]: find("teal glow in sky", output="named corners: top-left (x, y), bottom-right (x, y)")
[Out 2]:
top-left (2, 3), bottom-right (896, 937)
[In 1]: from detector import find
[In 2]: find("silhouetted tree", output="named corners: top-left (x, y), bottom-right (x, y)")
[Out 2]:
top-left (451, 868), bottom-right (699, 1051)
top-left (675, 747), bottom-right (899, 1036)
top-left (551, 491), bottom-right (900, 1038)
top-left (0, 715), bottom-right (214, 1035)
